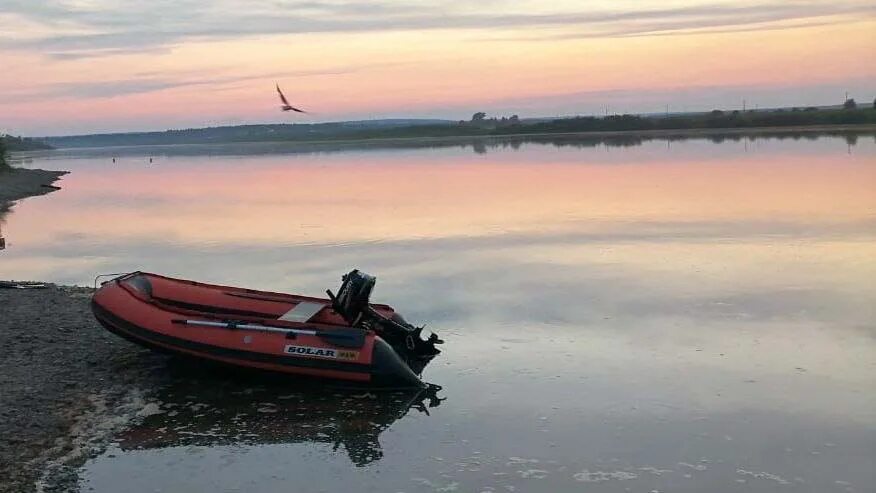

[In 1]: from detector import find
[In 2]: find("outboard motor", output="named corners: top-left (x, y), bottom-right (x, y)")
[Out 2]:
top-left (327, 270), bottom-right (442, 366)
top-left (329, 269), bottom-right (376, 326)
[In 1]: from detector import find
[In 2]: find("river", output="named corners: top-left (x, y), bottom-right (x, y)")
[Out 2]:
top-left (2, 133), bottom-right (874, 492)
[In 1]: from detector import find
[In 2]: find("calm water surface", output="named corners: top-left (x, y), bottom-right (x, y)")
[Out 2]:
top-left (2, 136), bottom-right (875, 492)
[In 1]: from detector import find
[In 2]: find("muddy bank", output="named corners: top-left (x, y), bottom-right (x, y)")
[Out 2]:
top-left (0, 285), bottom-right (169, 493)
top-left (0, 167), bottom-right (67, 214)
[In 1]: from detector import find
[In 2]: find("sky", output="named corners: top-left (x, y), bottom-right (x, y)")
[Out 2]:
top-left (0, 0), bottom-right (874, 136)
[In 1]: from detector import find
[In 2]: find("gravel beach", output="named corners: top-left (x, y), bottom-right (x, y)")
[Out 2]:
top-left (0, 286), bottom-right (171, 493)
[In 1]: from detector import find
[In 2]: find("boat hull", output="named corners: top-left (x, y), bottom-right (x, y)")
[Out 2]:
top-left (91, 273), bottom-right (424, 386)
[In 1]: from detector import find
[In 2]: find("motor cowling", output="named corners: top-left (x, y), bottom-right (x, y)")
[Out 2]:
top-left (328, 269), bottom-right (376, 326)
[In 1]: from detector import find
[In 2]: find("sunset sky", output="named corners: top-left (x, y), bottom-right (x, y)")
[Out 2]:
top-left (1, 0), bottom-right (874, 136)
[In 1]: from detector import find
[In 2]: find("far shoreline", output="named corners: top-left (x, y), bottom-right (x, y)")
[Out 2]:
top-left (26, 123), bottom-right (876, 153)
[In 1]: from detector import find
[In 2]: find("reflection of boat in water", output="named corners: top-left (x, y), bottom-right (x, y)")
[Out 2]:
top-left (116, 374), bottom-right (444, 466)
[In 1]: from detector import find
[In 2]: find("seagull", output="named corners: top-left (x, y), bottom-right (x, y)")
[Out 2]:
top-left (276, 84), bottom-right (307, 113)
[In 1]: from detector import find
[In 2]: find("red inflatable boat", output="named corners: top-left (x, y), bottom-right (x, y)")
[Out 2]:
top-left (91, 270), bottom-right (442, 386)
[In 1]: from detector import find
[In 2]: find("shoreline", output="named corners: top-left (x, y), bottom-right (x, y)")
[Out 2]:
top-left (0, 167), bottom-right (68, 214)
top-left (2, 167), bottom-right (105, 492)
top-left (30, 123), bottom-right (876, 152)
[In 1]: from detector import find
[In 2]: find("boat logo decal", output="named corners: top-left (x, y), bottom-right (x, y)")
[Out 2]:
top-left (284, 344), bottom-right (358, 361)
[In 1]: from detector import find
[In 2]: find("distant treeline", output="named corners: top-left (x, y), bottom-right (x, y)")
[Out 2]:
top-left (1, 135), bottom-right (55, 169)
top-left (491, 107), bottom-right (876, 135)
top-left (42, 119), bottom-right (450, 148)
top-left (292, 107), bottom-right (876, 141)
top-left (1, 134), bottom-right (54, 152)
top-left (35, 106), bottom-right (876, 149)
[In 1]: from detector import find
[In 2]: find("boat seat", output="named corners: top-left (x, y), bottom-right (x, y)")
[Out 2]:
top-left (278, 301), bottom-right (325, 323)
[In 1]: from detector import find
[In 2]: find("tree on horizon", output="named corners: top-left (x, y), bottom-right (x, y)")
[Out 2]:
top-left (0, 138), bottom-right (8, 170)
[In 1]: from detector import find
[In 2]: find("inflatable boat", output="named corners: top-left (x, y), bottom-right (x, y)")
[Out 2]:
top-left (91, 270), bottom-right (442, 386)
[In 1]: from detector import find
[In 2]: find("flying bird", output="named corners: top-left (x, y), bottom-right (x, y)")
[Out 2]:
top-left (276, 84), bottom-right (307, 113)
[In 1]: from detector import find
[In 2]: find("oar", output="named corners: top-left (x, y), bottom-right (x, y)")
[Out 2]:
top-left (171, 319), bottom-right (365, 348)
